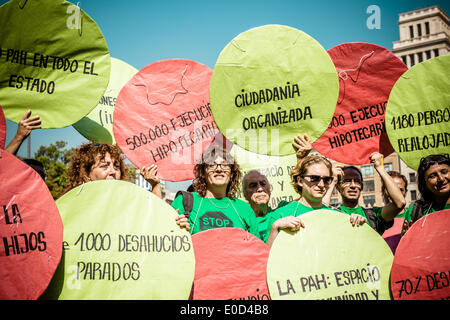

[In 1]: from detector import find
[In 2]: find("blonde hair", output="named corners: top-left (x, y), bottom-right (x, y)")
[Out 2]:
top-left (290, 155), bottom-right (332, 194)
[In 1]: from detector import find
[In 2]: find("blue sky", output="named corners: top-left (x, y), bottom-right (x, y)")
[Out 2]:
top-left (2, 0), bottom-right (449, 190)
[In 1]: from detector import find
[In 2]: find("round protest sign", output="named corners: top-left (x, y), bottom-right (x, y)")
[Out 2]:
top-left (267, 210), bottom-right (393, 300)
top-left (0, 151), bottom-right (63, 300)
top-left (191, 228), bottom-right (270, 300)
top-left (44, 180), bottom-right (195, 300)
top-left (231, 144), bottom-right (298, 208)
top-left (313, 43), bottom-right (407, 165)
top-left (0, 105), bottom-right (5, 149)
top-left (0, 0), bottom-right (110, 128)
top-left (391, 209), bottom-right (450, 300)
top-left (73, 57), bottom-right (138, 144)
top-left (385, 55), bottom-right (450, 170)
top-left (114, 59), bottom-right (218, 181)
top-left (209, 24), bottom-right (339, 156)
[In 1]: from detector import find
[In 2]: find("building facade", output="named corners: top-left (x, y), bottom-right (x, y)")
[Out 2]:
top-left (392, 5), bottom-right (450, 68)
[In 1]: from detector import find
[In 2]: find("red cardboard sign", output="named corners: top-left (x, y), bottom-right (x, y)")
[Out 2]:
top-left (0, 105), bottom-right (5, 149)
top-left (391, 209), bottom-right (450, 300)
top-left (191, 228), bottom-right (270, 300)
top-left (0, 151), bottom-right (63, 300)
top-left (313, 43), bottom-right (407, 165)
top-left (113, 59), bottom-right (218, 181)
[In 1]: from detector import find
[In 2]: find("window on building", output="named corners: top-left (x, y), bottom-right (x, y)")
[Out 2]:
top-left (410, 54), bottom-right (415, 66)
top-left (417, 24), bottom-right (422, 37)
top-left (434, 49), bottom-right (439, 57)
top-left (409, 25), bottom-right (414, 38)
top-left (402, 56), bottom-right (407, 65)
top-left (426, 50), bottom-right (431, 60)
top-left (330, 199), bottom-right (339, 208)
top-left (425, 22), bottom-right (430, 35)
top-left (418, 52), bottom-right (423, 63)
top-left (361, 165), bottom-right (373, 178)
top-left (384, 163), bottom-right (393, 172)
top-left (409, 172), bottom-right (416, 183)
top-left (363, 195), bottom-right (376, 208)
top-left (363, 180), bottom-right (375, 192)
top-left (411, 190), bottom-right (417, 201)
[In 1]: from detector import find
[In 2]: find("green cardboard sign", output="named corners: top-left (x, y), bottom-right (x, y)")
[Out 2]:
top-left (0, 0), bottom-right (110, 128)
top-left (73, 57), bottom-right (138, 144)
top-left (210, 25), bottom-right (339, 156)
top-left (44, 180), bottom-right (195, 300)
top-left (385, 55), bottom-right (450, 170)
top-left (267, 210), bottom-right (393, 300)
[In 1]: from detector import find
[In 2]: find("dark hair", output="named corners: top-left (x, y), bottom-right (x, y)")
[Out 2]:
top-left (192, 144), bottom-right (241, 199)
top-left (23, 158), bottom-right (46, 180)
top-left (417, 154), bottom-right (450, 203)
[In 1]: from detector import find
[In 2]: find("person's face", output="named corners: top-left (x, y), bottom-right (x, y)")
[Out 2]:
top-left (205, 157), bottom-right (231, 188)
top-left (339, 168), bottom-right (363, 201)
top-left (297, 162), bottom-right (332, 202)
top-left (244, 172), bottom-right (271, 206)
top-left (88, 152), bottom-right (121, 181)
top-left (424, 163), bottom-right (450, 198)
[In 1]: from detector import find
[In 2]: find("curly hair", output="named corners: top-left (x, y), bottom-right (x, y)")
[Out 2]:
top-left (290, 155), bottom-right (332, 195)
top-left (192, 145), bottom-right (241, 199)
top-left (63, 143), bottom-right (129, 194)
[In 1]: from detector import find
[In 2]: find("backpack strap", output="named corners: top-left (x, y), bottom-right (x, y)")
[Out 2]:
top-left (361, 207), bottom-right (377, 230)
top-left (175, 191), bottom-right (194, 219)
top-left (410, 199), bottom-right (429, 223)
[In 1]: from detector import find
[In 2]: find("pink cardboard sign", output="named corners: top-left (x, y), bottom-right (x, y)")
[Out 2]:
top-left (191, 228), bottom-right (270, 300)
top-left (313, 43), bottom-right (407, 165)
top-left (391, 209), bottom-right (450, 300)
top-left (113, 59), bottom-right (218, 181)
top-left (0, 151), bottom-right (63, 299)
top-left (0, 105), bottom-right (5, 149)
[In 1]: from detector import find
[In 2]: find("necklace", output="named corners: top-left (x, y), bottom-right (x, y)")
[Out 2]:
top-left (206, 196), bottom-right (231, 209)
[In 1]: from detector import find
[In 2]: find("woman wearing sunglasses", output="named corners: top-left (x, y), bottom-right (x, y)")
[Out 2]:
top-left (402, 154), bottom-right (450, 235)
top-left (266, 155), bottom-right (336, 247)
top-left (171, 144), bottom-right (259, 238)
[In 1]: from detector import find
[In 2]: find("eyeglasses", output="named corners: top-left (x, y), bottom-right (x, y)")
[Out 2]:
top-left (206, 163), bottom-right (231, 172)
top-left (340, 178), bottom-right (363, 186)
top-left (300, 175), bottom-right (333, 185)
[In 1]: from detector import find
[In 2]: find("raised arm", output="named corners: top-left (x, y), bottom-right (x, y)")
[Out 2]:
top-left (5, 110), bottom-right (41, 155)
top-left (370, 152), bottom-right (406, 221)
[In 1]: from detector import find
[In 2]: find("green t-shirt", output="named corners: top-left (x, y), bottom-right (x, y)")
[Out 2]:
top-left (255, 200), bottom-right (290, 243)
top-left (265, 201), bottom-right (334, 242)
top-left (338, 205), bottom-right (393, 235)
top-left (403, 202), bottom-right (450, 223)
top-left (171, 192), bottom-right (260, 239)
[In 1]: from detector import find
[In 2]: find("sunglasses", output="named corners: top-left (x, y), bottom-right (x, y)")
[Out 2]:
top-left (340, 178), bottom-right (363, 186)
top-left (300, 175), bottom-right (333, 185)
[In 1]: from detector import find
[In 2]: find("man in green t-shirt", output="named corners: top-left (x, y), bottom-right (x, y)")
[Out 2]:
top-left (242, 170), bottom-right (289, 242)
top-left (325, 152), bottom-right (406, 235)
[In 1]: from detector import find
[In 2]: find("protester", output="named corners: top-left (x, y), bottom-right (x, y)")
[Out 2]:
top-left (402, 154), bottom-right (450, 235)
top-left (5, 109), bottom-right (41, 155)
top-left (382, 171), bottom-right (408, 217)
top-left (265, 155), bottom-right (336, 247)
top-left (324, 152), bottom-right (406, 235)
top-left (242, 170), bottom-right (289, 242)
top-left (171, 143), bottom-right (259, 238)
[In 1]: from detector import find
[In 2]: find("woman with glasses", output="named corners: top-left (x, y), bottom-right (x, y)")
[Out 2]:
top-left (402, 154), bottom-right (450, 235)
top-left (265, 155), bottom-right (336, 247)
top-left (171, 144), bottom-right (259, 238)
